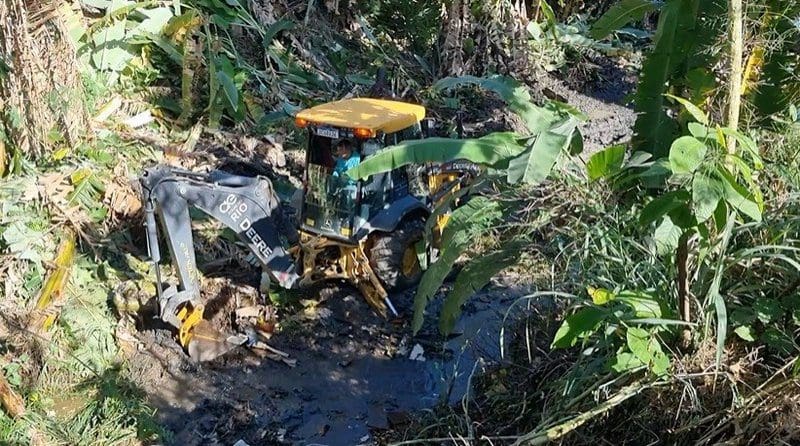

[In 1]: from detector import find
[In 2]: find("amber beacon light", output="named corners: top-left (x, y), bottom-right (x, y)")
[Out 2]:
top-left (353, 127), bottom-right (375, 139)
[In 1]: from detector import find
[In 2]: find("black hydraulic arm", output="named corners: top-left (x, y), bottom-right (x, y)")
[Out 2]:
top-left (140, 165), bottom-right (300, 309)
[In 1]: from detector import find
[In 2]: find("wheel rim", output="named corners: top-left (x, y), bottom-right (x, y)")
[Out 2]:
top-left (401, 244), bottom-right (420, 278)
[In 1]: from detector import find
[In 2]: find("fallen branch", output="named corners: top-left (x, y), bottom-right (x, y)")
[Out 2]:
top-left (512, 379), bottom-right (651, 445)
top-left (251, 341), bottom-right (296, 367)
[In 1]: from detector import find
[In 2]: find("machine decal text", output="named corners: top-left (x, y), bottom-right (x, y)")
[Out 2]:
top-left (219, 194), bottom-right (272, 260)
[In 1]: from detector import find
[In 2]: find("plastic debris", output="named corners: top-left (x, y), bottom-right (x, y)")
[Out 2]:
top-left (409, 344), bottom-right (426, 361)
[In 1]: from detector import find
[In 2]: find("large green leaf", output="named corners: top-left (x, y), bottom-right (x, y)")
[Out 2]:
top-left (412, 197), bottom-right (504, 333)
top-left (347, 133), bottom-right (525, 180)
top-left (217, 70), bottom-right (239, 113)
top-left (753, 298), bottom-right (782, 324)
top-left (438, 244), bottom-right (522, 335)
top-left (639, 190), bottom-right (691, 226)
top-left (665, 93), bottom-right (709, 125)
top-left (609, 351), bottom-right (646, 373)
top-left (133, 7), bottom-right (173, 36)
top-left (734, 325), bottom-right (755, 342)
top-left (654, 216), bottom-right (682, 255)
top-left (91, 18), bottom-right (135, 72)
top-left (627, 327), bottom-right (669, 376)
top-left (551, 306), bottom-right (607, 349)
top-left (692, 172), bottom-right (724, 222)
top-left (587, 144), bottom-right (626, 181)
top-left (668, 136), bottom-right (706, 174)
top-left (626, 327), bottom-right (650, 364)
top-left (717, 127), bottom-right (763, 168)
top-left (422, 182), bottom-right (473, 249)
top-left (262, 19), bottom-right (294, 47)
top-left (590, 0), bottom-right (658, 40)
top-left (106, 0), bottom-right (134, 15)
top-left (716, 165), bottom-right (762, 222)
top-left (433, 75), bottom-right (585, 134)
top-left (616, 290), bottom-right (665, 318)
top-left (355, 75), bottom-right (586, 189)
top-left (143, 33), bottom-right (182, 64)
top-left (538, 0), bottom-right (558, 39)
top-left (434, 76), bottom-right (532, 120)
top-left (632, 0), bottom-right (701, 157)
top-left (506, 117), bottom-right (580, 184)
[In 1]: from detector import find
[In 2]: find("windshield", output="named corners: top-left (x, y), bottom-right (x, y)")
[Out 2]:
top-left (308, 133), bottom-right (336, 169)
top-left (304, 131), bottom-right (365, 238)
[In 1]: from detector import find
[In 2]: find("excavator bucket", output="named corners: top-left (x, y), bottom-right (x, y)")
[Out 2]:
top-left (170, 298), bottom-right (245, 362)
top-left (186, 320), bottom-right (246, 362)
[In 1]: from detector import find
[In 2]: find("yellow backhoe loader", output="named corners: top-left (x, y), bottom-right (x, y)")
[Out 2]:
top-left (140, 97), bottom-right (478, 360)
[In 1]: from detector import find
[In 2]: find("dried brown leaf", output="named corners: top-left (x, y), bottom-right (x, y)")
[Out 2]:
top-left (104, 178), bottom-right (142, 218)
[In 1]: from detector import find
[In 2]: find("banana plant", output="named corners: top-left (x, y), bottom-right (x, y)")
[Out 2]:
top-left (349, 75), bottom-right (586, 334)
top-left (590, 0), bottom-right (727, 158)
top-left (78, 0), bottom-right (306, 126)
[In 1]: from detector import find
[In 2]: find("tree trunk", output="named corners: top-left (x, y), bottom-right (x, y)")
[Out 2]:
top-left (438, 0), bottom-right (529, 77)
top-left (726, 0), bottom-right (744, 154)
top-left (0, 0), bottom-right (88, 161)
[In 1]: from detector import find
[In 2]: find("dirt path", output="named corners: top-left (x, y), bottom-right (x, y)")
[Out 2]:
top-left (128, 280), bottom-right (530, 445)
top-left (455, 63), bottom-right (637, 158)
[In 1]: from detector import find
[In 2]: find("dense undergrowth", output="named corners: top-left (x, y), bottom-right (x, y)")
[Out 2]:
top-left (384, 135), bottom-right (800, 443)
top-left (0, 0), bottom-right (798, 445)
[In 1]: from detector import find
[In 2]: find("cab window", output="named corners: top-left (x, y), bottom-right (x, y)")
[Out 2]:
top-left (308, 134), bottom-right (335, 169)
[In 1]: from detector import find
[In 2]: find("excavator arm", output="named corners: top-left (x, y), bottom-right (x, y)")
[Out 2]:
top-left (140, 165), bottom-right (300, 359)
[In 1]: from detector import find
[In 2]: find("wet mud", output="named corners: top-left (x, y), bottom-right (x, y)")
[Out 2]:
top-left (129, 280), bottom-right (531, 445)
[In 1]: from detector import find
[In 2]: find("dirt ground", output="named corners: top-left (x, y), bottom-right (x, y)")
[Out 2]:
top-left (124, 57), bottom-right (637, 445)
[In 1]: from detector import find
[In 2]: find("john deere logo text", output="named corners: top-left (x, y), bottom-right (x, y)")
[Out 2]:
top-left (219, 194), bottom-right (273, 260)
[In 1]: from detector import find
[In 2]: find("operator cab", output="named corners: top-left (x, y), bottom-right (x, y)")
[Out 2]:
top-left (295, 98), bottom-right (427, 241)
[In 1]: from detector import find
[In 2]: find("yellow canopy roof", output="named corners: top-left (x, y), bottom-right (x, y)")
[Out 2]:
top-left (296, 98), bottom-right (426, 134)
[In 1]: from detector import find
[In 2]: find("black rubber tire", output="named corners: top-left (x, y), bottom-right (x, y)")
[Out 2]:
top-left (368, 219), bottom-right (426, 291)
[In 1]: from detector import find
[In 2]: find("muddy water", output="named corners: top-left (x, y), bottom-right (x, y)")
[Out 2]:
top-left (140, 284), bottom-right (527, 445)
top-left (256, 293), bottom-right (517, 445)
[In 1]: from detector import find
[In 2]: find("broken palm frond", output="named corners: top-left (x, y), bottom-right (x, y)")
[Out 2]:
top-left (27, 233), bottom-right (76, 334)
top-left (513, 379), bottom-right (652, 445)
top-left (36, 173), bottom-right (95, 246)
top-left (181, 122), bottom-right (204, 154)
top-left (0, 0), bottom-right (88, 160)
top-left (103, 170), bottom-right (142, 223)
top-left (92, 97), bottom-right (123, 124)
